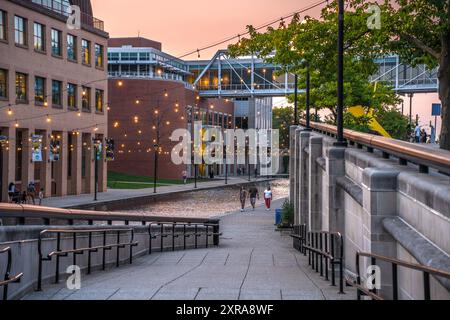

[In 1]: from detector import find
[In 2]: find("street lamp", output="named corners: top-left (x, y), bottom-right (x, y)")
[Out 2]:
top-left (334, 0), bottom-right (347, 147)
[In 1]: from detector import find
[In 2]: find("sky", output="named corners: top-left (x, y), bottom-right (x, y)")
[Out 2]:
top-left (91, 0), bottom-right (324, 59)
top-left (91, 0), bottom-right (441, 132)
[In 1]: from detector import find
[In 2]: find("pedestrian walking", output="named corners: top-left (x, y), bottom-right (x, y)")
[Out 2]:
top-left (8, 182), bottom-right (16, 203)
top-left (239, 186), bottom-right (248, 212)
top-left (248, 185), bottom-right (259, 211)
top-left (182, 170), bottom-right (188, 184)
top-left (27, 182), bottom-right (36, 205)
top-left (264, 186), bottom-right (273, 211)
top-left (38, 188), bottom-right (44, 206)
top-left (414, 124), bottom-right (421, 143)
top-left (420, 129), bottom-right (428, 143)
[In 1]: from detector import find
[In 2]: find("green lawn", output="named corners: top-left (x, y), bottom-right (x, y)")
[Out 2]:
top-left (107, 171), bottom-right (214, 189)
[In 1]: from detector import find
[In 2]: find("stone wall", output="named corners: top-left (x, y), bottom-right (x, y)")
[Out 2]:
top-left (289, 126), bottom-right (450, 300)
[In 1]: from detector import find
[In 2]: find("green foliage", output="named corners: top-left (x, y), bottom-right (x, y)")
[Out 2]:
top-left (343, 112), bottom-right (371, 133)
top-left (281, 199), bottom-right (294, 226)
top-left (228, 0), bottom-right (450, 149)
top-left (272, 106), bottom-right (294, 149)
top-left (375, 107), bottom-right (412, 140)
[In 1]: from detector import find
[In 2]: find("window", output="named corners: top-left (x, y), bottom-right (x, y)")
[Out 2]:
top-left (0, 69), bottom-right (7, 99)
top-left (33, 22), bottom-right (45, 51)
top-left (108, 52), bottom-right (119, 61)
top-left (95, 43), bottom-right (104, 68)
top-left (16, 73), bottom-right (27, 102)
top-left (67, 83), bottom-right (77, 109)
top-left (52, 80), bottom-right (62, 107)
top-left (51, 28), bottom-right (61, 56)
top-left (34, 76), bottom-right (46, 104)
top-left (0, 10), bottom-right (7, 41)
top-left (95, 89), bottom-right (103, 112)
top-left (67, 34), bottom-right (77, 60)
top-left (81, 39), bottom-right (91, 65)
top-left (82, 86), bottom-right (91, 111)
top-left (14, 16), bottom-right (27, 46)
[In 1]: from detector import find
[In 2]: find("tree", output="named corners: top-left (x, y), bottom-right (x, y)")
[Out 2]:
top-left (229, 1), bottom-right (450, 150)
top-left (272, 106), bottom-right (294, 150)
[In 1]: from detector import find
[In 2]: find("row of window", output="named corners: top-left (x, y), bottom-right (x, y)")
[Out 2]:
top-left (0, 69), bottom-right (104, 112)
top-left (0, 9), bottom-right (104, 68)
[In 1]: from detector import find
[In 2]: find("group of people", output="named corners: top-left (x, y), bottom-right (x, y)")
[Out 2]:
top-left (7, 182), bottom-right (44, 205)
top-left (413, 123), bottom-right (436, 144)
top-left (239, 185), bottom-right (273, 212)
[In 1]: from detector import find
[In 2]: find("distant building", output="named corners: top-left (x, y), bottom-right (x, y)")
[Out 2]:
top-left (0, 0), bottom-right (109, 202)
top-left (107, 38), bottom-right (235, 180)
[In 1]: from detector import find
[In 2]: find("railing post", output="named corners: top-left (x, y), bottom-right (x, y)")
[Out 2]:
top-left (392, 264), bottom-right (398, 300)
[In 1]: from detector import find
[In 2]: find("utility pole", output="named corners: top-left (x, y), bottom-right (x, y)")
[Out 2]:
top-left (93, 139), bottom-right (99, 201)
top-left (335, 0), bottom-right (347, 147)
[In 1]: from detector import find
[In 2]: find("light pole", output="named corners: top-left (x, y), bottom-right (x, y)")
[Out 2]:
top-left (304, 61), bottom-right (311, 131)
top-left (153, 112), bottom-right (161, 194)
top-left (335, 0), bottom-right (347, 147)
top-left (294, 74), bottom-right (299, 125)
top-left (93, 139), bottom-right (99, 201)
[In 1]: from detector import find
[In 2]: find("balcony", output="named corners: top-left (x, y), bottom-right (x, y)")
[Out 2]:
top-left (29, 0), bottom-right (105, 32)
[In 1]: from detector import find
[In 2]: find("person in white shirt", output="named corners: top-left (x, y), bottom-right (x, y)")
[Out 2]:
top-left (264, 186), bottom-right (273, 211)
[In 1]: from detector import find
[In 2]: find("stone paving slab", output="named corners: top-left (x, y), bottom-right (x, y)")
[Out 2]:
top-left (23, 199), bottom-right (356, 300)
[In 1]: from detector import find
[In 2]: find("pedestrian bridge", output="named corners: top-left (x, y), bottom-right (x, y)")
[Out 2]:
top-left (186, 52), bottom-right (438, 98)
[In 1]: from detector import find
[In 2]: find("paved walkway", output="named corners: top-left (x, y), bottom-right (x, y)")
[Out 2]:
top-left (41, 177), bottom-right (272, 208)
top-left (23, 199), bottom-right (354, 300)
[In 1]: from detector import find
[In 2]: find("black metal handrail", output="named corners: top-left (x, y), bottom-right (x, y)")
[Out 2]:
top-left (347, 251), bottom-right (450, 300)
top-left (303, 231), bottom-right (344, 294)
top-left (290, 224), bottom-right (307, 254)
top-left (0, 247), bottom-right (23, 301)
top-left (148, 222), bottom-right (221, 254)
top-left (37, 228), bottom-right (138, 291)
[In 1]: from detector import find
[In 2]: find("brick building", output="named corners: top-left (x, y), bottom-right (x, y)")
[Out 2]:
top-left (0, 0), bottom-right (109, 202)
top-left (107, 38), bottom-right (235, 180)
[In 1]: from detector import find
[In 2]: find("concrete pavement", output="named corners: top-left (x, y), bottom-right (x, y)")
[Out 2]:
top-left (23, 199), bottom-right (355, 300)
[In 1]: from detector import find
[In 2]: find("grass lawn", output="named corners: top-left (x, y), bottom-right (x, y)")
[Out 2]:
top-left (107, 171), bottom-right (214, 189)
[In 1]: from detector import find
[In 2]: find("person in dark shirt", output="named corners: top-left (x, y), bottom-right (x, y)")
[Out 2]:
top-left (248, 186), bottom-right (260, 211)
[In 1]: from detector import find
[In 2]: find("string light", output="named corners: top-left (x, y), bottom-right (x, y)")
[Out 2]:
top-left (113, 121), bottom-right (119, 128)
top-left (44, 101), bottom-right (48, 107)
top-left (14, 120), bottom-right (19, 128)
top-left (46, 115), bottom-right (51, 123)
top-left (118, 80), bottom-right (123, 87)
top-left (7, 108), bottom-right (12, 116)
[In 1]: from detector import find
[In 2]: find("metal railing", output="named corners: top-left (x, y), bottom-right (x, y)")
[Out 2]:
top-left (0, 247), bottom-right (23, 300)
top-left (290, 224), bottom-right (307, 254)
top-left (37, 228), bottom-right (138, 291)
top-left (346, 252), bottom-right (450, 300)
top-left (0, 203), bottom-right (220, 234)
top-left (301, 120), bottom-right (450, 175)
top-left (292, 227), bottom-right (344, 294)
top-left (148, 222), bottom-right (221, 254)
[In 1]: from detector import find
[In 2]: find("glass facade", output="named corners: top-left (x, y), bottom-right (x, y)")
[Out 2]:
top-left (15, 72), bottom-right (27, 102)
top-left (67, 34), bottom-right (76, 60)
top-left (34, 76), bottom-right (45, 104)
top-left (51, 28), bottom-right (61, 56)
top-left (52, 80), bottom-right (62, 106)
top-left (33, 22), bottom-right (45, 51)
top-left (14, 16), bottom-right (26, 45)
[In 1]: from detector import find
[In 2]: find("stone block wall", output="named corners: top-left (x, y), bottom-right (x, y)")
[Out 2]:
top-left (290, 130), bottom-right (450, 299)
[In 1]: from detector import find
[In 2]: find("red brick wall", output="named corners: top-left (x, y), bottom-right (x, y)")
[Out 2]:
top-left (107, 79), bottom-right (234, 180)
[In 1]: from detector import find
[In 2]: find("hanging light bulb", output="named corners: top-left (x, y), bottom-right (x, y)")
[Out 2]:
top-left (197, 49), bottom-right (200, 59)
top-left (7, 108), bottom-right (12, 116)
top-left (118, 80), bottom-right (123, 87)
top-left (46, 115), bottom-right (51, 123)
top-left (94, 126), bottom-right (99, 132)
top-left (154, 110), bottom-right (159, 115)
top-left (164, 90), bottom-right (168, 98)
top-left (44, 101), bottom-right (48, 107)
top-left (135, 99), bottom-right (140, 105)
top-left (77, 111), bottom-right (81, 117)
top-left (14, 120), bottom-right (19, 128)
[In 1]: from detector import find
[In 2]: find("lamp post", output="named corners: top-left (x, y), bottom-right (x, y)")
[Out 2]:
top-left (334, 0), bottom-right (347, 147)
top-left (153, 113), bottom-right (161, 194)
top-left (93, 138), bottom-right (100, 201)
top-left (304, 61), bottom-right (311, 131)
top-left (294, 74), bottom-right (299, 125)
